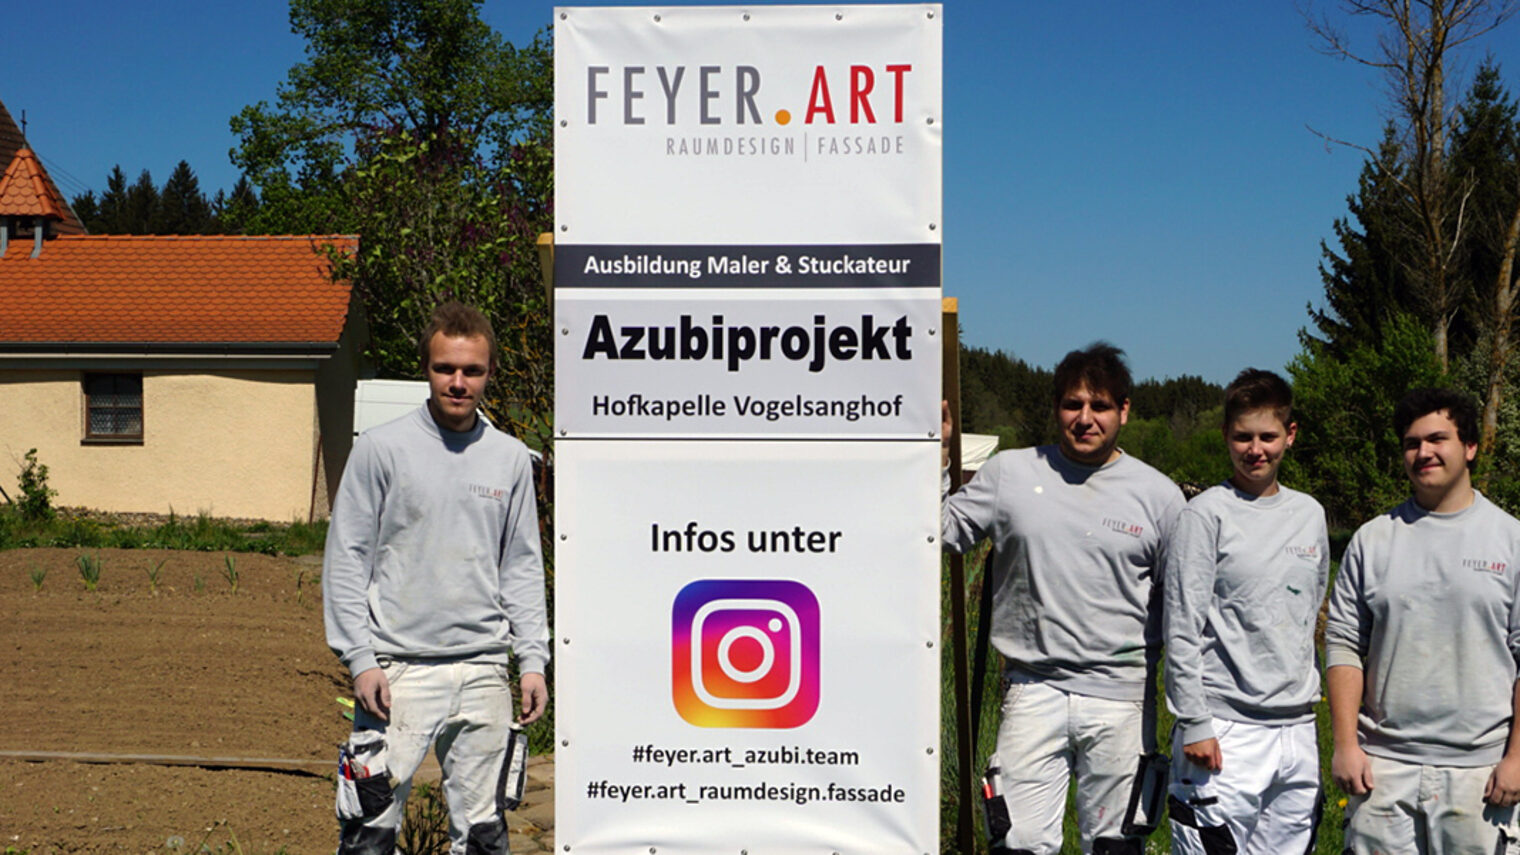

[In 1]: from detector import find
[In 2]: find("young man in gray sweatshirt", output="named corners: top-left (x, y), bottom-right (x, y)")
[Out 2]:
top-left (324, 302), bottom-right (549, 855)
top-left (1326, 388), bottom-right (1520, 854)
top-left (942, 343), bottom-right (1185, 855)
top-left (1163, 369), bottom-right (1329, 854)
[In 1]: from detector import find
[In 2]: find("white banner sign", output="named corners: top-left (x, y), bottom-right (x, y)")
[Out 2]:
top-left (554, 441), bottom-right (941, 854)
top-left (553, 6), bottom-right (943, 852)
top-left (555, 289), bottom-right (941, 438)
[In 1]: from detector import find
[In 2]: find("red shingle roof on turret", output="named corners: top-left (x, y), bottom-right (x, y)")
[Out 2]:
top-left (0, 148), bottom-right (68, 219)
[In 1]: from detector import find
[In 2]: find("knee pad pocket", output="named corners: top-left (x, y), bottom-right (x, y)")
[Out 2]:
top-left (337, 823), bottom-right (396, 855)
top-left (465, 818), bottom-right (509, 855)
top-left (1167, 795), bottom-right (1238, 855)
top-left (1092, 837), bottom-right (1144, 855)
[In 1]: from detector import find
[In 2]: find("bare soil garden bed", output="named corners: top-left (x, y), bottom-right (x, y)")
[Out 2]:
top-left (0, 547), bottom-right (350, 853)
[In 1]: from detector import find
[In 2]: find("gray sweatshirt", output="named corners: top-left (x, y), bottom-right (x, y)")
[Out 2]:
top-left (1163, 483), bottom-right (1329, 744)
top-left (942, 446), bottom-right (1184, 701)
top-left (323, 406), bottom-right (550, 680)
top-left (1325, 492), bottom-right (1520, 766)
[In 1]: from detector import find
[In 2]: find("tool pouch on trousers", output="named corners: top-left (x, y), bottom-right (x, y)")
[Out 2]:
top-left (336, 729), bottom-right (394, 820)
top-left (495, 724), bottom-right (531, 813)
top-left (1120, 751), bottom-right (1169, 836)
top-left (980, 753), bottom-right (1012, 846)
top-left (495, 718), bottom-right (532, 809)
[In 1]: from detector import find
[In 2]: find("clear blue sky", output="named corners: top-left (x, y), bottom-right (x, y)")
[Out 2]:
top-left (9, 1), bottom-right (1519, 384)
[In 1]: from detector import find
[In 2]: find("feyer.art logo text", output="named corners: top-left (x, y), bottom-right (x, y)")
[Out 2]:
top-left (579, 62), bottom-right (921, 159)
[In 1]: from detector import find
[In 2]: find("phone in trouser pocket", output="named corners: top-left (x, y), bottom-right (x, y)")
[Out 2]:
top-left (1120, 751), bottom-right (1169, 836)
top-left (336, 729), bottom-right (395, 820)
top-left (981, 754), bottom-right (1012, 846)
top-left (495, 724), bottom-right (530, 813)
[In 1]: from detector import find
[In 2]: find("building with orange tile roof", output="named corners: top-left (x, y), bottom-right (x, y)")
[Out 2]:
top-left (0, 144), bottom-right (365, 521)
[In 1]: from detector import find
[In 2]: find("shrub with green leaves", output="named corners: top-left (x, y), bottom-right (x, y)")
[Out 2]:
top-left (16, 448), bottom-right (57, 521)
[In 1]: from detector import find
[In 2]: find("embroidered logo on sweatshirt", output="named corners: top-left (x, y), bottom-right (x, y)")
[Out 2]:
top-left (1462, 558), bottom-right (1508, 574)
top-left (469, 483), bottom-right (506, 502)
top-left (1284, 545), bottom-right (1319, 562)
top-left (1102, 518), bottom-right (1143, 538)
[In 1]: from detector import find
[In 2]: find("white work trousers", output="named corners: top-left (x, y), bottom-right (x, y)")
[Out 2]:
top-left (1344, 755), bottom-right (1520, 855)
top-left (349, 658), bottom-right (516, 853)
top-left (988, 678), bottom-right (1147, 855)
top-left (1168, 718), bottom-right (1321, 855)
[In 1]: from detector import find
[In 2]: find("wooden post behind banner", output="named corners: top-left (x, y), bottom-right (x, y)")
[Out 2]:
top-left (537, 232), bottom-right (555, 307)
top-left (942, 297), bottom-right (977, 854)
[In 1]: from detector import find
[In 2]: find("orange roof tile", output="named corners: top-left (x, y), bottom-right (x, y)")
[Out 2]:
top-left (0, 148), bottom-right (68, 220)
top-left (0, 234), bottom-right (358, 347)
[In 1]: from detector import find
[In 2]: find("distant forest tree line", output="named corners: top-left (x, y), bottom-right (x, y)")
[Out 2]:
top-left (70, 162), bottom-right (260, 236)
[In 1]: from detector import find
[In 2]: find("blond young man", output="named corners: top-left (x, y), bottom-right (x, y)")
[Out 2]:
top-left (942, 343), bottom-right (1184, 855)
top-left (324, 302), bottom-right (548, 853)
top-left (1163, 369), bottom-right (1329, 854)
top-left (1326, 388), bottom-right (1520, 854)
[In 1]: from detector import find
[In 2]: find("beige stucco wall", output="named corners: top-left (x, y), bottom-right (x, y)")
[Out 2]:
top-left (0, 368), bottom-right (319, 521)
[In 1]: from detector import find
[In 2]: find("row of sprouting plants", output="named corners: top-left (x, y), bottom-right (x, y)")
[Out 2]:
top-left (29, 553), bottom-right (244, 594)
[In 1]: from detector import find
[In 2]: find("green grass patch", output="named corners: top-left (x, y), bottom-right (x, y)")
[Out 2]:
top-left (0, 506), bottom-right (327, 555)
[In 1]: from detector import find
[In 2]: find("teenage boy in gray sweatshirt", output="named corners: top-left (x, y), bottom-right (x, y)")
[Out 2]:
top-left (942, 343), bottom-right (1184, 855)
top-left (323, 302), bottom-right (549, 855)
top-left (1163, 369), bottom-right (1328, 854)
top-left (1326, 388), bottom-right (1520, 854)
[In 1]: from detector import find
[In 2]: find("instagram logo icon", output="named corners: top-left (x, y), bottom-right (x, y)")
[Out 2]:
top-left (672, 579), bottom-right (820, 728)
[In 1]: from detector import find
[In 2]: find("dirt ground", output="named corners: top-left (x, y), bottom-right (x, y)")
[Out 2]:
top-left (0, 547), bottom-right (371, 853)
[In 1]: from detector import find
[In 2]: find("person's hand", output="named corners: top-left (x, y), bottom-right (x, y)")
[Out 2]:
top-left (518, 672), bottom-right (549, 724)
top-left (941, 400), bottom-right (953, 471)
top-left (1332, 743), bottom-right (1375, 795)
top-left (1182, 738), bottom-right (1222, 773)
top-left (1485, 754), bottom-right (1520, 806)
top-left (354, 667), bottom-right (391, 722)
